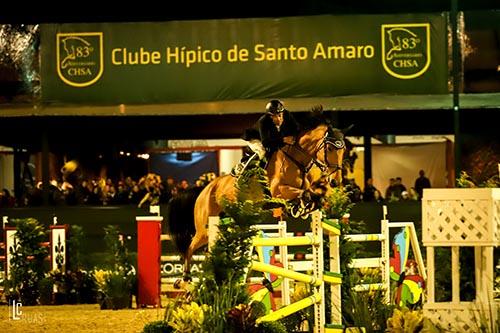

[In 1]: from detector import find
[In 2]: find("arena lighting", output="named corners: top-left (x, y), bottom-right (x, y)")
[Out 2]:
top-left (176, 152), bottom-right (192, 161)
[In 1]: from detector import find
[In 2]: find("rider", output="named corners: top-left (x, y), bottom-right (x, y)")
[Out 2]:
top-left (231, 99), bottom-right (301, 177)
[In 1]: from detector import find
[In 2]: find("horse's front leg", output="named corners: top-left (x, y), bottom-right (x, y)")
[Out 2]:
top-left (278, 183), bottom-right (325, 218)
top-left (276, 184), bottom-right (304, 201)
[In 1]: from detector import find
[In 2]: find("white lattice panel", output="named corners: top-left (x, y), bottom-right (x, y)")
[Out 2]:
top-left (424, 302), bottom-right (499, 333)
top-left (422, 189), bottom-right (500, 246)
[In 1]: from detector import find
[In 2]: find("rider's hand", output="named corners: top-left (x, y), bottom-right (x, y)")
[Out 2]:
top-left (283, 136), bottom-right (295, 145)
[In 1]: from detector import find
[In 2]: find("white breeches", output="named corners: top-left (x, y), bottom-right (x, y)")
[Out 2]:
top-left (248, 139), bottom-right (266, 159)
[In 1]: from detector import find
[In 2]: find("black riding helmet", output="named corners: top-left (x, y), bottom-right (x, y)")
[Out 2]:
top-left (266, 99), bottom-right (285, 115)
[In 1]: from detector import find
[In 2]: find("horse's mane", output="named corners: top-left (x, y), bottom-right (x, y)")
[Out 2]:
top-left (299, 107), bottom-right (333, 134)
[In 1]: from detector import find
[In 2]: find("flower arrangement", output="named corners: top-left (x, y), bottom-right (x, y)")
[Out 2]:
top-left (95, 267), bottom-right (135, 309)
top-left (168, 302), bottom-right (209, 333)
top-left (96, 225), bottom-right (136, 309)
top-left (49, 269), bottom-right (97, 304)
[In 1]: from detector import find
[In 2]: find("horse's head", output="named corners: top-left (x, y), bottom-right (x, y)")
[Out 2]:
top-left (297, 122), bottom-right (350, 187)
top-left (319, 126), bottom-right (347, 186)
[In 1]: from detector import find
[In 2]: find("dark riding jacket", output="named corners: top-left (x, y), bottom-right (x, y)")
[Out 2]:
top-left (256, 110), bottom-right (300, 155)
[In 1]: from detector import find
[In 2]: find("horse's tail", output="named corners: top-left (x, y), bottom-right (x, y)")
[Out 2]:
top-left (166, 187), bottom-right (203, 255)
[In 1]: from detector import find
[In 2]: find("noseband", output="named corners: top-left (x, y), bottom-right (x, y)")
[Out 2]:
top-left (281, 129), bottom-right (345, 182)
top-left (316, 134), bottom-right (345, 175)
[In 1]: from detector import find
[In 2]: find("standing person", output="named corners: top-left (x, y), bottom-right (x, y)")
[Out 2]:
top-left (392, 177), bottom-right (407, 200)
top-left (385, 178), bottom-right (396, 201)
top-left (414, 169), bottom-right (431, 200)
top-left (362, 178), bottom-right (379, 202)
top-left (231, 99), bottom-right (301, 176)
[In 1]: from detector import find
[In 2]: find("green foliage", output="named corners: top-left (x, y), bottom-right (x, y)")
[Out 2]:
top-left (278, 311), bottom-right (308, 333)
top-left (461, 143), bottom-right (500, 187)
top-left (226, 302), bottom-right (266, 333)
top-left (96, 225), bottom-right (136, 309)
top-left (67, 224), bottom-right (85, 271)
top-left (338, 220), bottom-right (367, 323)
top-left (467, 299), bottom-right (500, 333)
top-left (38, 276), bottom-right (54, 305)
top-left (50, 269), bottom-right (97, 304)
top-left (99, 269), bottom-right (135, 309)
top-left (256, 321), bottom-right (288, 333)
top-left (321, 186), bottom-right (356, 323)
top-left (278, 283), bottom-right (314, 332)
top-left (103, 224), bottom-right (132, 271)
top-left (6, 218), bottom-right (48, 305)
top-left (192, 165), bottom-right (275, 333)
top-left (142, 320), bottom-right (173, 333)
top-left (342, 287), bottom-right (393, 333)
top-left (456, 170), bottom-right (500, 188)
top-left (386, 308), bottom-right (441, 333)
top-left (168, 301), bottom-right (208, 333)
top-left (339, 220), bottom-right (394, 332)
top-left (322, 186), bottom-right (354, 219)
top-left (433, 247), bottom-right (476, 303)
top-left (322, 187), bottom-right (392, 333)
top-left (195, 275), bottom-right (251, 332)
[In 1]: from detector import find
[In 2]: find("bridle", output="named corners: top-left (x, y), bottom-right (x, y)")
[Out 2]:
top-left (281, 129), bottom-right (345, 187)
top-left (316, 132), bottom-right (345, 175)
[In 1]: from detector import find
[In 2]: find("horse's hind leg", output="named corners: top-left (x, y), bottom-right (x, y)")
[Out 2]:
top-left (182, 232), bottom-right (208, 281)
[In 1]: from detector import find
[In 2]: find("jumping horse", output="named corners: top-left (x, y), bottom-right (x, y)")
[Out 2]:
top-left (167, 116), bottom-right (348, 283)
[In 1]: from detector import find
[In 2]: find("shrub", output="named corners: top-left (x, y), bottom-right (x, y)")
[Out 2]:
top-left (94, 268), bottom-right (135, 309)
top-left (38, 276), bottom-right (54, 305)
top-left (256, 321), bottom-right (287, 333)
top-left (67, 225), bottom-right (85, 271)
top-left (50, 269), bottom-right (97, 304)
top-left (5, 218), bottom-right (48, 305)
top-left (142, 320), bottom-right (173, 333)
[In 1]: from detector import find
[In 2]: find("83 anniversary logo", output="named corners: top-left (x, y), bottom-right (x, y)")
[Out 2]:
top-left (57, 32), bottom-right (103, 87)
top-left (381, 23), bottom-right (430, 79)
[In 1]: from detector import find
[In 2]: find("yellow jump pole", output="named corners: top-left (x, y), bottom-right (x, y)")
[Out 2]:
top-left (344, 233), bottom-right (385, 242)
top-left (256, 292), bottom-right (322, 323)
top-left (252, 235), bottom-right (320, 246)
top-left (322, 219), bottom-right (341, 236)
top-left (251, 261), bottom-right (322, 286)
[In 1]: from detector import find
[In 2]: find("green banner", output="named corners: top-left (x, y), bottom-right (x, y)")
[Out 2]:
top-left (41, 14), bottom-right (448, 105)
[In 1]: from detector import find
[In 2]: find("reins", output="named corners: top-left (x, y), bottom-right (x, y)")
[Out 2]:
top-left (280, 131), bottom-right (344, 188)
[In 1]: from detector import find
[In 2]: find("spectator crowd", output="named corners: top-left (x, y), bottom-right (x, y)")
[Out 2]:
top-left (343, 170), bottom-right (432, 203)
top-left (0, 173), bottom-right (216, 208)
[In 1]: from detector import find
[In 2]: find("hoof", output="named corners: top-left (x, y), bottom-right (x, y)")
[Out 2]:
top-left (289, 205), bottom-right (302, 218)
top-left (173, 278), bottom-right (191, 290)
top-left (173, 278), bottom-right (183, 289)
top-left (289, 201), bottom-right (315, 219)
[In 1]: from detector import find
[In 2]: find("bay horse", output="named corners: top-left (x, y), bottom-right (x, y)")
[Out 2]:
top-left (167, 120), bottom-right (348, 282)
